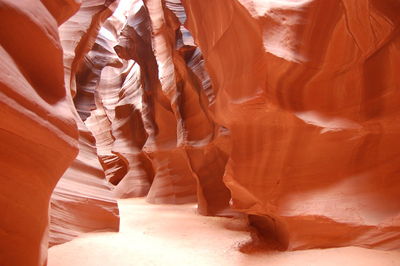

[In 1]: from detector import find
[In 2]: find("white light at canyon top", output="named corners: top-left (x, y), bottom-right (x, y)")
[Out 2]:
top-left (113, 0), bottom-right (136, 22)
top-left (99, 0), bottom-right (140, 42)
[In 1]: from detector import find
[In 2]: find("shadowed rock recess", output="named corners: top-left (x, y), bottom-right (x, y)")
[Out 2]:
top-left (0, 0), bottom-right (399, 265)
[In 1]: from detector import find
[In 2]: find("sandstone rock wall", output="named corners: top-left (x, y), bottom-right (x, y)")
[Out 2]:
top-left (61, 0), bottom-right (400, 250)
top-left (182, 0), bottom-right (400, 250)
top-left (82, 0), bottom-right (232, 214)
top-left (1, 1), bottom-right (399, 264)
top-left (0, 1), bottom-right (79, 265)
top-left (49, 0), bottom-right (121, 246)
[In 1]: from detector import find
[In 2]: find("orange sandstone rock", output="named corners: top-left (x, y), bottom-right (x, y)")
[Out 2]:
top-left (3, 1), bottom-right (399, 264)
top-left (182, 0), bottom-right (400, 250)
top-left (0, 0), bottom-right (78, 265)
top-left (49, 0), bottom-right (121, 246)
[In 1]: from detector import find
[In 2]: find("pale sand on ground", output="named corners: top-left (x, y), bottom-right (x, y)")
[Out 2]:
top-left (48, 198), bottom-right (400, 266)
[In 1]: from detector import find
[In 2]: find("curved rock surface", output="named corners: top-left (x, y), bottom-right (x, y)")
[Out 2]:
top-left (182, 0), bottom-right (400, 250)
top-left (1, 0), bottom-right (400, 264)
top-left (0, 0), bottom-right (79, 265)
top-left (49, 117), bottom-right (120, 246)
top-left (58, 0), bottom-right (400, 250)
top-left (82, 0), bottom-right (231, 210)
top-left (49, 0), bottom-right (121, 247)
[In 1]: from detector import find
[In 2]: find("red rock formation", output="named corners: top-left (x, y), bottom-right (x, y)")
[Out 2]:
top-left (74, 1), bottom-right (155, 198)
top-left (60, 0), bottom-right (120, 98)
top-left (65, 0), bottom-right (400, 249)
top-left (40, 0), bottom-right (81, 25)
top-left (71, 0), bottom-right (231, 212)
top-left (0, 0), bottom-right (79, 265)
top-left (2, 0), bottom-right (400, 264)
top-left (182, 0), bottom-right (400, 250)
top-left (49, 0), bottom-right (121, 246)
top-left (49, 116), bottom-right (120, 246)
top-left (109, 0), bottom-right (232, 211)
top-left (84, 1), bottom-right (201, 204)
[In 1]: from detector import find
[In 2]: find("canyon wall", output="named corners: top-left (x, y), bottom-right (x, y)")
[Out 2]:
top-left (0, 0), bottom-right (121, 263)
top-left (79, 0), bottom-right (232, 215)
top-left (1, 0), bottom-right (400, 265)
top-left (78, 0), bottom-right (400, 250)
top-left (0, 1), bottom-right (79, 265)
top-left (49, 0), bottom-right (120, 247)
top-left (182, 0), bottom-right (400, 250)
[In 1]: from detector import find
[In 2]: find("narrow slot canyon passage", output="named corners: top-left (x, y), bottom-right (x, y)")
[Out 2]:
top-left (1, 0), bottom-right (400, 265)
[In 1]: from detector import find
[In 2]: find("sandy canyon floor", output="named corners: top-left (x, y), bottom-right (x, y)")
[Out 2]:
top-left (48, 198), bottom-right (400, 266)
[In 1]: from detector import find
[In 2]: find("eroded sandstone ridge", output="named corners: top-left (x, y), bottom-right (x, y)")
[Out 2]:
top-left (1, 0), bottom-right (400, 265)
top-left (73, 0), bottom-right (399, 251)
top-left (49, 0), bottom-right (120, 247)
top-left (181, 0), bottom-right (400, 250)
top-left (0, 1), bottom-right (79, 265)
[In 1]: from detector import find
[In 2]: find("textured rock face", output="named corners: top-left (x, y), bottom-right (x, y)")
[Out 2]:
top-left (40, 0), bottom-right (81, 25)
top-left (53, 0), bottom-right (400, 251)
top-left (0, 0), bottom-right (120, 263)
top-left (182, 0), bottom-right (400, 250)
top-left (49, 117), bottom-right (120, 246)
top-left (49, 0), bottom-right (121, 247)
top-left (1, 0), bottom-right (400, 264)
top-left (81, 0), bottom-right (232, 214)
top-left (0, 0), bottom-right (79, 265)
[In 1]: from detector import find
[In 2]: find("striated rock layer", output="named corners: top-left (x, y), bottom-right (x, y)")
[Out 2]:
top-left (80, 0), bottom-right (232, 215)
top-left (60, 0), bottom-right (400, 251)
top-left (49, 116), bottom-right (120, 246)
top-left (0, 0), bottom-right (120, 263)
top-left (49, 0), bottom-right (121, 246)
top-left (182, 0), bottom-right (400, 250)
top-left (2, 0), bottom-right (400, 264)
top-left (0, 0), bottom-right (79, 265)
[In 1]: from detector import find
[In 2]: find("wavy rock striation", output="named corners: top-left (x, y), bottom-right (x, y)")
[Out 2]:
top-left (2, 0), bottom-right (400, 264)
top-left (0, 0), bottom-right (79, 265)
top-left (49, 0), bottom-right (121, 246)
top-left (182, 0), bottom-right (400, 250)
top-left (82, 0), bottom-right (232, 214)
top-left (61, 0), bottom-right (400, 250)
